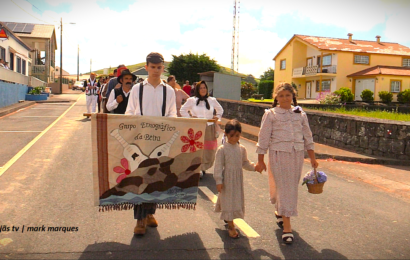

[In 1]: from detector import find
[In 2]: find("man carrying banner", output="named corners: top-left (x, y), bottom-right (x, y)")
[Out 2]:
top-left (84, 72), bottom-right (99, 118)
top-left (125, 52), bottom-right (177, 235)
top-left (106, 69), bottom-right (136, 114)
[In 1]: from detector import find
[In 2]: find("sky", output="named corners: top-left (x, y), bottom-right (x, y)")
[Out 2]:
top-left (2, 0), bottom-right (410, 78)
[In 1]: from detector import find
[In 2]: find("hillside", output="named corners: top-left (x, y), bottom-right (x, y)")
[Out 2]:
top-left (87, 62), bottom-right (248, 78)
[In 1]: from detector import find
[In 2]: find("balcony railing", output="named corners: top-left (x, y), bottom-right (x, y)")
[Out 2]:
top-left (293, 65), bottom-right (337, 77)
top-left (32, 65), bottom-right (46, 75)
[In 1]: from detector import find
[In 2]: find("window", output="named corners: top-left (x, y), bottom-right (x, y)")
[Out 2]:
top-left (316, 81), bottom-right (320, 92)
top-left (9, 53), bottom-right (14, 70)
top-left (322, 80), bottom-right (331, 92)
top-left (317, 56), bottom-right (321, 66)
top-left (322, 55), bottom-right (332, 66)
top-left (403, 58), bottom-right (410, 67)
top-left (16, 57), bottom-right (21, 73)
top-left (0, 46), bottom-right (5, 60)
top-left (354, 55), bottom-right (370, 65)
top-left (22, 59), bottom-right (26, 75)
top-left (390, 80), bottom-right (401, 93)
top-left (280, 59), bottom-right (286, 70)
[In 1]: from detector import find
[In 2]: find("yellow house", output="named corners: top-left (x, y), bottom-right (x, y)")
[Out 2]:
top-left (273, 34), bottom-right (410, 101)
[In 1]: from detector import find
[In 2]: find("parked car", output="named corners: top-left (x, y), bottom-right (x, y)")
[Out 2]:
top-left (73, 80), bottom-right (85, 91)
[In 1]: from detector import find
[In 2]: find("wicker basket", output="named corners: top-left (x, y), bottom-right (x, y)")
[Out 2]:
top-left (306, 169), bottom-right (325, 194)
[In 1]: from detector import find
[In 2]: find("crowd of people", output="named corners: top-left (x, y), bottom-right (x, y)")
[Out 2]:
top-left (84, 52), bottom-right (318, 244)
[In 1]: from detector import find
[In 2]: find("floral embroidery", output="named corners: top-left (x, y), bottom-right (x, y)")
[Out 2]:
top-left (113, 158), bottom-right (131, 183)
top-left (181, 128), bottom-right (204, 152)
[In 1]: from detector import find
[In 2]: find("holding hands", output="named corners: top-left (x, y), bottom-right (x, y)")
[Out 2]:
top-left (255, 161), bottom-right (266, 173)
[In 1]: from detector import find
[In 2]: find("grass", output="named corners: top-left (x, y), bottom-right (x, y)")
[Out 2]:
top-left (309, 107), bottom-right (410, 121)
top-left (247, 98), bottom-right (273, 103)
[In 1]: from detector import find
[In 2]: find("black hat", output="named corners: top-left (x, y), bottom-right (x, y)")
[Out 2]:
top-left (117, 69), bottom-right (137, 83)
top-left (146, 52), bottom-right (164, 64)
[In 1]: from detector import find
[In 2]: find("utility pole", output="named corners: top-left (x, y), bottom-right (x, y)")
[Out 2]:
top-left (59, 17), bottom-right (63, 94)
top-left (90, 58), bottom-right (92, 74)
top-left (77, 44), bottom-right (79, 81)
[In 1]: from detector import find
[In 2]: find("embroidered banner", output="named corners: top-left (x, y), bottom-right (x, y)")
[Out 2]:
top-left (92, 114), bottom-right (208, 211)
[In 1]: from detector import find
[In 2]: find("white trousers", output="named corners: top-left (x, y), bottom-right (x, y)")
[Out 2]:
top-left (86, 95), bottom-right (98, 113)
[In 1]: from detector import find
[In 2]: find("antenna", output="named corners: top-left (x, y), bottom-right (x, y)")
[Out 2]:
top-left (231, 0), bottom-right (240, 75)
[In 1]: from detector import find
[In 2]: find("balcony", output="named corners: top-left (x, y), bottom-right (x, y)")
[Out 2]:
top-left (293, 65), bottom-right (337, 77)
top-left (31, 65), bottom-right (47, 82)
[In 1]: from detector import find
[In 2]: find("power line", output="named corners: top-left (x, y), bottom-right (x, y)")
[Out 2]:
top-left (25, 0), bottom-right (59, 22)
top-left (10, 0), bottom-right (52, 24)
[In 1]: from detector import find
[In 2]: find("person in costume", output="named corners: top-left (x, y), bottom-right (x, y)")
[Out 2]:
top-left (180, 80), bottom-right (224, 178)
top-left (84, 72), bottom-right (99, 118)
top-left (125, 52), bottom-right (177, 235)
top-left (106, 69), bottom-right (136, 114)
top-left (255, 82), bottom-right (318, 244)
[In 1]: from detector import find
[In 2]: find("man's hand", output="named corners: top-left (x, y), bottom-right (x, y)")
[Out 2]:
top-left (216, 184), bottom-right (223, 193)
top-left (116, 95), bottom-right (123, 103)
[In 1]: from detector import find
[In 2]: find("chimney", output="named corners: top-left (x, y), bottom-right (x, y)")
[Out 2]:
top-left (376, 35), bottom-right (381, 44)
top-left (347, 33), bottom-right (353, 42)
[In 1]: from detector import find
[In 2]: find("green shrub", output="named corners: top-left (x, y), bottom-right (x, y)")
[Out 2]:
top-left (241, 82), bottom-right (257, 100)
top-left (317, 92), bottom-right (341, 105)
top-left (28, 87), bottom-right (43, 95)
top-left (378, 91), bottom-right (393, 103)
top-left (397, 89), bottom-right (410, 104)
top-left (360, 89), bottom-right (374, 102)
top-left (334, 87), bottom-right (354, 102)
top-left (258, 80), bottom-right (274, 99)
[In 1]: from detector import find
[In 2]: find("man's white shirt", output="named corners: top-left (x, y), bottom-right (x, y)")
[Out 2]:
top-left (106, 88), bottom-right (131, 112)
top-left (125, 79), bottom-right (177, 117)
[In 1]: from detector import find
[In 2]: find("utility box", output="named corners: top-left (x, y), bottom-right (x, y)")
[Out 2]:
top-left (198, 71), bottom-right (241, 101)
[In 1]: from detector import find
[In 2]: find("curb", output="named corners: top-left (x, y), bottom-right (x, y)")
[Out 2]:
top-left (220, 122), bottom-right (410, 166)
top-left (0, 101), bottom-right (36, 117)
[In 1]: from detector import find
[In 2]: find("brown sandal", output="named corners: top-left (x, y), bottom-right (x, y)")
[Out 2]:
top-left (228, 225), bottom-right (240, 239)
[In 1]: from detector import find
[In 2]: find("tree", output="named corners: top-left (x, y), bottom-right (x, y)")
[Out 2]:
top-left (242, 74), bottom-right (258, 86)
top-left (241, 81), bottom-right (257, 100)
top-left (260, 68), bottom-right (274, 81)
top-left (168, 53), bottom-right (221, 83)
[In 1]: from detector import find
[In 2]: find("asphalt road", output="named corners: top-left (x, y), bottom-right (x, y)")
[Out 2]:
top-left (0, 94), bottom-right (409, 259)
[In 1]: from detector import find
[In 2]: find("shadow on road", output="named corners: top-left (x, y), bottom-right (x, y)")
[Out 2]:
top-left (215, 228), bottom-right (280, 259)
top-left (274, 229), bottom-right (348, 259)
top-left (78, 231), bottom-right (211, 259)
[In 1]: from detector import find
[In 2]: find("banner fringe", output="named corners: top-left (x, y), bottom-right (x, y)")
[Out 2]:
top-left (98, 202), bottom-right (196, 212)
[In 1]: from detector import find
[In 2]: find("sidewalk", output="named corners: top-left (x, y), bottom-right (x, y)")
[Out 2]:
top-left (221, 118), bottom-right (410, 166)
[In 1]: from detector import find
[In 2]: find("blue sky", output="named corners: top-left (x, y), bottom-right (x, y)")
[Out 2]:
top-left (2, 0), bottom-right (410, 77)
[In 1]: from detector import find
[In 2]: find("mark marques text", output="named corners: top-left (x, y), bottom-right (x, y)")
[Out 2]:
top-left (1, 225), bottom-right (78, 233)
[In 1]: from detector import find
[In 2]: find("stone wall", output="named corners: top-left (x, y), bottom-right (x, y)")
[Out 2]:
top-left (217, 98), bottom-right (410, 160)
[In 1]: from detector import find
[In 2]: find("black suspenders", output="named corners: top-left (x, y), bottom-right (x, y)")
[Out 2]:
top-left (139, 82), bottom-right (167, 116)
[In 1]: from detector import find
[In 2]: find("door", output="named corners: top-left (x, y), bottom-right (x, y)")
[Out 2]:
top-left (307, 58), bottom-right (313, 67)
top-left (355, 79), bottom-right (375, 100)
top-left (306, 82), bottom-right (311, 98)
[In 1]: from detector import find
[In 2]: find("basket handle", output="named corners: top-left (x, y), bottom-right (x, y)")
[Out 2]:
top-left (313, 168), bottom-right (319, 184)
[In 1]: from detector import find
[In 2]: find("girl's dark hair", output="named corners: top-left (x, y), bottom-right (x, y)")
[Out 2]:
top-left (272, 82), bottom-right (299, 112)
top-left (195, 80), bottom-right (210, 110)
top-left (167, 75), bottom-right (175, 83)
top-left (224, 119), bottom-right (242, 134)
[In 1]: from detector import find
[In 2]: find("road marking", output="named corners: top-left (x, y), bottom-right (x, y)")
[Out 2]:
top-left (0, 95), bottom-right (82, 177)
top-left (199, 186), bottom-right (260, 238)
top-left (14, 116), bottom-right (59, 118)
top-left (0, 131), bottom-right (42, 133)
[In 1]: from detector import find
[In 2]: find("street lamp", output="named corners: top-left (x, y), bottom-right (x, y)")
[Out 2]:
top-left (59, 18), bottom-right (76, 94)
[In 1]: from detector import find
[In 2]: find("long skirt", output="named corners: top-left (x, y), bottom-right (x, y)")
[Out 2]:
top-left (202, 124), bottom-right (218, 171)
top-left (268, 148), bottom-right (304, 217)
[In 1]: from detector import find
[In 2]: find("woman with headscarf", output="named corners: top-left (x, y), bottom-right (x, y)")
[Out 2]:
top-left (167, 75), bottom-right (189, 117)
top-left (180, 80), bottom-right (224, 178)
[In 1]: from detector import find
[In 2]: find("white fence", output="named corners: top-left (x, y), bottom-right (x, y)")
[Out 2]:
top-left (0, 67), bottom-right (46, 87)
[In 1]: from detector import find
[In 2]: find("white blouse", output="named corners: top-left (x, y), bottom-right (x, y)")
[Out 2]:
top-left (180, 97), bottom-right (224, 125)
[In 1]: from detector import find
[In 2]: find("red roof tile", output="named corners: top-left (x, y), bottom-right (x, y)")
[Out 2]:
top-left (295, 35), bottom-right (410, 56)
top-left (347, 66), bottom-right (410, 77)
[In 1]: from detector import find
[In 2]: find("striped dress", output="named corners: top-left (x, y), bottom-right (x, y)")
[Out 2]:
top-left (256, 106), bottom-right (314, 217)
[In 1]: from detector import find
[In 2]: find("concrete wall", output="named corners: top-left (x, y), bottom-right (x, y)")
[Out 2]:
top-left (0, 81), bottom-right (28, 108)
top-left (217, 98), bottom-right (410, 161)
top-left (48, 82), bottom-right (69, 94)
top-left (213, 72), bottom-right (241, 101)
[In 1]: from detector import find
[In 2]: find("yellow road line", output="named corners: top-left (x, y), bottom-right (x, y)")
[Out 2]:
top-left (0, 95), bottom-right (82, 177)
top-left (199, 186), bottom-right (260, 238)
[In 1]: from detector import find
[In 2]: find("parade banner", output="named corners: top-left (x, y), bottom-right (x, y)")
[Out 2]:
top-left (92, 114), bottom-right (208, 211)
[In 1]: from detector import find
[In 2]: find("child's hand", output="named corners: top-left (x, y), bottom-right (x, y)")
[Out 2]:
top-left (216, 184), bottom-right (223, 193)
top-left (311, 159), bottom-right (319, 169)
top-left (255, 161), bottom-right (266, 173)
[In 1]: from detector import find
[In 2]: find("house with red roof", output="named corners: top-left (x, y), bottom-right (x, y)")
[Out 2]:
top-left (273, 33), bottom-right (410, 101)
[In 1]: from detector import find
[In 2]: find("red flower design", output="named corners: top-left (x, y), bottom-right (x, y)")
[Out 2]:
top-left (181, 128), bottom-right (204, 153)
top-left (113, 158), bottom-right (131, 183)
